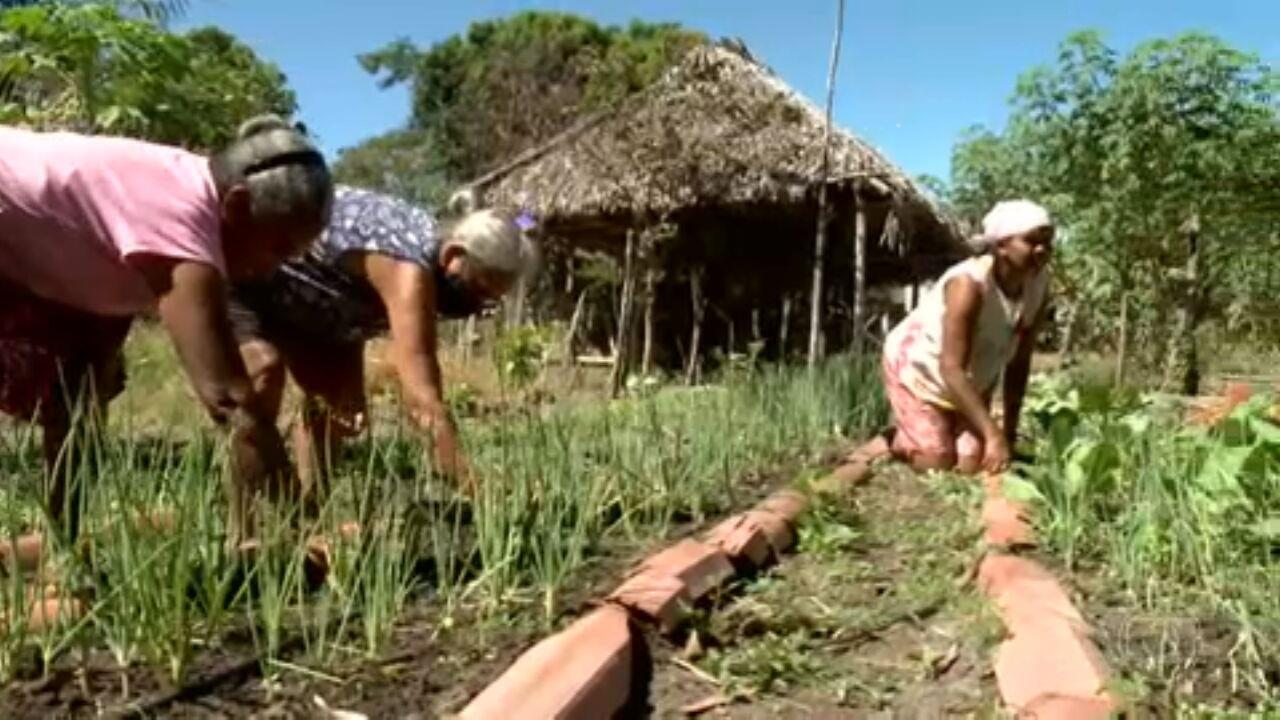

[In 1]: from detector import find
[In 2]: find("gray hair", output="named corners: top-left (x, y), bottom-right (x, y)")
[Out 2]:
top-left (209, 115), bottom-right (333, 224)
top-left (448, 208), bottom-right (539, 280)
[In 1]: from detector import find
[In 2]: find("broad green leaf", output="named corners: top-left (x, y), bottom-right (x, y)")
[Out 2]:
top-left (1002, 474), bottom-right (1047, 505)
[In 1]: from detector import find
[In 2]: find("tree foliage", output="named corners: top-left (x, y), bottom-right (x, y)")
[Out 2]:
top-left (948, 31), bottom-right (1280, 366)
top-left (0, 3), bottom-right (295, 151)
top-left (351, 12), bottom-right (705, 188)
top-left (331, 127), bottom-right (452, 207)
top-left (1, 0), bottom-right (189, 23)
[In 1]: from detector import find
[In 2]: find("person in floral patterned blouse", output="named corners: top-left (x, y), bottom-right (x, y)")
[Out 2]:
top-left (228, 186), bottom-right (537, 501)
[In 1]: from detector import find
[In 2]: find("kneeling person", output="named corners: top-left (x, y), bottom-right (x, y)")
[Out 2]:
top-left (881, 199), bottom-right (1054, 475)
top-left (230, 187), bottom-right (536, 497)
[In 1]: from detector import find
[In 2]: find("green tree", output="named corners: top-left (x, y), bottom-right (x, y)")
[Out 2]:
top-left (0, 4), bottom-right (296, 151)
top-left (354, 11), bottom-right (704, 184)
top-left (949, 31), bottom-right (1280, 387)
top-left (154, 26), bottom-right (297, 150)
top-left (331, 127), bottom-right (451, 206)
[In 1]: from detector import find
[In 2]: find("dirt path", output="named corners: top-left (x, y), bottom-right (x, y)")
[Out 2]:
top-left (647, 465), bottom-right (1004, 718)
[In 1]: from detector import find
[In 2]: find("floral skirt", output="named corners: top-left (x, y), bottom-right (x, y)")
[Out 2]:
top-left (0, 280), bottom-right (131, 421)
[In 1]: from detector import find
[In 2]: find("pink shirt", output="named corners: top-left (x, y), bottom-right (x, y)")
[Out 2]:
top-left (0, 126), bottom-right (226, 317)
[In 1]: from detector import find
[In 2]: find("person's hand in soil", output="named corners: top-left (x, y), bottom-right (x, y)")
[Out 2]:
top-left (983, 433), bottom-right (1012, 474)
top-left (453, 460), bottom-right (480, 500)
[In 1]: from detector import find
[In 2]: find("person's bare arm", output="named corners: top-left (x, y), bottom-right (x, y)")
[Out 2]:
top-left (134, 256), bottom-right (290, 538)
top-left (939, 275), bottom-right (1009, 472)
top-left (1002, 298), bottom-right (1050, 447)
top-left (359, 253), bottom-right (467, 482)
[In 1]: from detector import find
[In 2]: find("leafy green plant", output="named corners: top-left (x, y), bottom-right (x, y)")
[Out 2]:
top-left (704, 630), bottom-right (826, 696)
top-left (492, 325), bottom-right (551, 391)
top-left (1013, 375), bottom-right (1280, 703)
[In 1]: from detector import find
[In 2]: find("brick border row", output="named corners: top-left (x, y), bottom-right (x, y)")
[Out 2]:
top-left (458, 473), bottom-right (863, 718)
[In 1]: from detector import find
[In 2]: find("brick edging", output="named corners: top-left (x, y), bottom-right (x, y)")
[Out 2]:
top-left (459, 459), bottom-right (871, 719)
top-left (977, 474), bottom-right (1116, 719)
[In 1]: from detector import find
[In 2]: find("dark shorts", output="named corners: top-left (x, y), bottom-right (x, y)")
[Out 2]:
top-left (0, 280), bottom-right (132, 421)
top-left (227, 282), bottom-right (375, 352)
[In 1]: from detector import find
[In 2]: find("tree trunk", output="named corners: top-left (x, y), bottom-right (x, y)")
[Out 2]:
top-left (851, 194), bottom-right (868, 355)
top-left (509, 275), bottom-right (527, 327)
top-left (610, 231), bottom-right (638, 397)
top-left (460, 316), bottom-right (476, 362)
top-left (807, 0), bottom-right (846, 368)
top-left (1060, 300), bottom-right (1080, 365)
top-left (1114, 293), bottom-right (1129, 388)
top-left (641, 268), bottom-right (656, 377)
top-left (686, 270), bottom-right (705, 385)
top-left (779, 296), bottom-right (792, 360)
top-left (1164, 216), bottom-right (1202, 395)
top-left (563, 289), bottom-right (587, 365)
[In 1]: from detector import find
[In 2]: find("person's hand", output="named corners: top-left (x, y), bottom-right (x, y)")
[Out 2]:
top-left (983, 433), bottom-right (1012, 474)
top-left (454, 462), bottom-right (479, 500)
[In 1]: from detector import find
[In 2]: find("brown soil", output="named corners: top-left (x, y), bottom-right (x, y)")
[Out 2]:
top-left (1075, 568), bottom-right (1274, 716)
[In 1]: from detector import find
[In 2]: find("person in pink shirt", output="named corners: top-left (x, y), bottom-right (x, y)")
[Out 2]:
top-left (0, 115), bottom-right (333, 542)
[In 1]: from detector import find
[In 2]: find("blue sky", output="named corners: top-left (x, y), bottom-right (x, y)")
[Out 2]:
top-left (177, 0), bottom-right (1276, 181)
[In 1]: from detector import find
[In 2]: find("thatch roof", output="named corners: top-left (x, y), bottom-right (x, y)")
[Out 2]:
top-left (461, 41), bottom-right (966, 261)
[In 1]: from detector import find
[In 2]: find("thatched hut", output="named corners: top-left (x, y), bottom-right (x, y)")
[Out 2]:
top-left (459, 41), bottom-right (967, 376)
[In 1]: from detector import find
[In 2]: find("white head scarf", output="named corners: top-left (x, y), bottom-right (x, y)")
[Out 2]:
top-left (970, 199), bottom-right (1052, 252)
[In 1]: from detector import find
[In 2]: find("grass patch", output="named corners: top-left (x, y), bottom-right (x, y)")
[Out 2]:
top-left (0, 328), bottom-right (886, 702)
top-left (670, 465), bottom-right (999, 715)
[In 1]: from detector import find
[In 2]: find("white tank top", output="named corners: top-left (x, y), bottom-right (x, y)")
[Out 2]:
top-left (884, 255), bottom-right (1049, 409)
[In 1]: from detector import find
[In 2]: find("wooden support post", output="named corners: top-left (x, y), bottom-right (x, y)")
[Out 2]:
top-left (686, 270), bottom-right (704, 385)
top-left (641, 268), bottom-right (657, 377)
top-left (808, 197), bottom-right (830, 367)
top-left (510, 275), bottom-right (527, 328)
top-left (1114, 293), bottom-right (1129, 388)
top-left (460, 316), bottom-right (476, 362)
top-left (610, 231), bottom-right (639, 397)
top-left (808, 0), bottom-right (845, 368)
top-left (851, 194), bottom-right (868, 355)
top-left (563, 289), bottom-right (587, 365)
top-left (779, 296), bottom-right (792, 361)
top-left (1165, 215), bottom-right (1202, 395)
top-left (1060, 300), bottom-right (1079, 366)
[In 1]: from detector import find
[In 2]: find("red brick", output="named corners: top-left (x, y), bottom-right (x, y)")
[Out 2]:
top-left (461, 605), bottom-right (640, 720)
top-left (982, 497), bottom-right (1036, 548)
top-left (609, 540), bottom-right (734, 630)
top-left (0, 532), bottom-right (44, 573)
top-left (3, 596), bottom-right (84, 634)
top-left (978, 556), bottom-right (1088, 634)
top-left (982, 472), bottom-right (1005, 498)
top-left (608, 569), bottom-right (688, 630)
top-left (995, 620), bottom-right (1111, 710)
top-left (741, 509), bottom-right (797, 554)
top-left (634, 539), bottom-right (734, 600)
top-left (1019, 693), bottom-right (1115, 719)
top-left (978, 556), bottom-right (1112, 713)
top-left (130, 508), bottom-right (178, 534)
top-left (812, 461), bottom-right (872, 496)
top-left (844, 434), bottom-right (891, 464)
top-left (755, 489), bottom-right (809, 525)
top-left (977, 554), bottom-right (1044, 596)
top-left (702, 514), bottom-right (772, 567)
